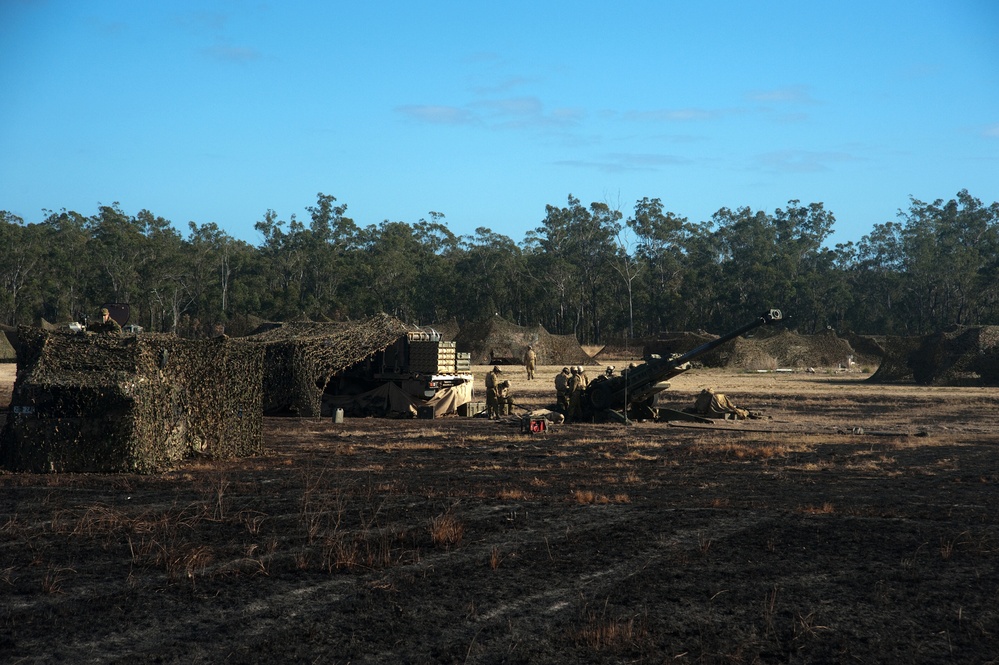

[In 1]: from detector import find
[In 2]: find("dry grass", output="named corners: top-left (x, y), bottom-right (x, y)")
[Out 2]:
top-left (429, 510), bottom-right (464, 548)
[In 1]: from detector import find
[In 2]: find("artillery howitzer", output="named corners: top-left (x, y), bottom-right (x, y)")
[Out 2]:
top-left (580, 309), bottom-right (783, 423)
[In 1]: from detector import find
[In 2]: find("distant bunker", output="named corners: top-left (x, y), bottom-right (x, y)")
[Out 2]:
top-left (0, 328), bottom-right (263, 473)
top-left (247, 314), bottom-right (474, 418)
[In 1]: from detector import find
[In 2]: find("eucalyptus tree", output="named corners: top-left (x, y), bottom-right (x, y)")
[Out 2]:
top-left (852, 220), bottom-right (907, 333)
top-left (253, 209), bottom-right (308, 319)
top-left (409, 212), bottom-right (460, 324)
top-left (525, 195), bottom-right (620, 342)
top-left (86, 203), bottom-right (151, 307)
top-left (455, 227), bottom-right (524, 323)
top-left (133, 209), bottom-right (187, 332)
top-left (301, 193), bottom-right (360, 317)
top-left (706, 206), bottom-right (780, 330)
top-left (627, 197), bottom-right (688, 335)
top-left (36, 210), bottom-right (91, 323)
top-left (898, 190), bottom-right (999, 331)
top-left (770, 201), bottom-right (838, 332)
top-left (0, 211), bottom-right (41, 325)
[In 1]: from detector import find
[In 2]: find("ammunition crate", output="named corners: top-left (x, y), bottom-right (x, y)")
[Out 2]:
top-left (458, 401), bottom-right (485, 417)
top-left (455, 352), bottom-right (471, 373)
top-left (409, 340), bottom-right (457, 374)
top-left (417, 405), bottom-right (435, 419)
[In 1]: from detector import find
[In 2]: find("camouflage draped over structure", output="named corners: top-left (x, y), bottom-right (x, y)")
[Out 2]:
top-left (246, 314), bottom-right (412, 417)
top-left (0, 327), bottom-right (263, 473)
top-left (869, 326), bottom-right (999, 386)
top-left (452, 316), bottom-right (591, 366)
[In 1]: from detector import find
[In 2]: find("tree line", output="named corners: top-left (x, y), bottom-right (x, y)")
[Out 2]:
top-left (1, 189), bottom-right (997, 343)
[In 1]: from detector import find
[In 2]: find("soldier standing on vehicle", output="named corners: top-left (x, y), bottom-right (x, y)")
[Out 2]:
top-left (523, 345), bottom-right (537, 380)
top-left (554, 367), bottom-right (571, 413)
top-left (485, 365), bottom-right (504, 419)
top-left (89, 308), bottom-right (122, 336)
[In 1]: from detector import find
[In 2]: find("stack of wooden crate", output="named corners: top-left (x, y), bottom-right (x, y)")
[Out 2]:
top-left (409, 340), bottom-right (457, 374)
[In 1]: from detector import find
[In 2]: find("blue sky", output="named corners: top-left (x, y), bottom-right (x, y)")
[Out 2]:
top-left (2, 1), bottom-right (997, 248)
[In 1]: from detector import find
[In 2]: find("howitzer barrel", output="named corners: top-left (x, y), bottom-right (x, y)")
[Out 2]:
top-left (582, 308), bottom-right (782, 414)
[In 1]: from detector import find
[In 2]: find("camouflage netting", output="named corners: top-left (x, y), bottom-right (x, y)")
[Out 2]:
top-left (453, 316), bottom-right (592, 366)
top-left (427, 318), bottom-right (461, 342)
top-left (0, 327), bottom-right (263, 473)
top-left (644, 332), bottom-right (722, 365)
top-left (727, 329), bottom-right (871, 369)
top-left (0, 325), bottom-right (16, 362)
top-left (246, 314), bottom-right (412, 417)
top-left (869, 326), bottom-right (999, 386)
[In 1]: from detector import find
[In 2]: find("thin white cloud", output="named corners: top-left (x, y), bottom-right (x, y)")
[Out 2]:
top-left (396, 105), bottom-right (477, 125)
top-left (556, 152), bottom-right (691, 174)
top-left (755, 149), bottom-right (860, 173)
top-left (397, 97), bottom-right (582, 130)
top-left (201, 44), bottom-right (261, 62)
top-left (744, 85), bottom-right (817, 105)
top-left (984, 123), bottom-right (999, 138)
top-left (622, 108), bottom-right (738, 122)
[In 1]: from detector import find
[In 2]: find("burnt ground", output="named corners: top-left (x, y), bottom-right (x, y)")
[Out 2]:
top-left (1, 364), bottom-right (999, 664)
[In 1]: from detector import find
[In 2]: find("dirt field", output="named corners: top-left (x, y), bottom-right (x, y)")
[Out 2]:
top-left (2, 362), bottom-right (999, 663)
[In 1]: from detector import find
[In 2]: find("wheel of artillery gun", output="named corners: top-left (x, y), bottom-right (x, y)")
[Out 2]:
top-left (587, 379), bottom-right (614, 410)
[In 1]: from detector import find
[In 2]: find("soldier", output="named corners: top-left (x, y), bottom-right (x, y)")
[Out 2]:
top-left (89, 308), bottom-right (122, 336)
top-left (566, 366), bottom-right (584, 422)
top-left (523, 345), bottom-right (537, 380)
top-left (554, 367), bottom-right (571, 413)
top-left (497, 380), bottom-right (514, 416)
top-left (604, 365), bottom-right (616, 378)
top-left (484, 365), bottom-right (504, 419)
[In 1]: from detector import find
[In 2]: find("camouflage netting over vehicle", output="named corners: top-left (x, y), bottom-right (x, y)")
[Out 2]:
top-left (726, 329), bottom-right (877, 370)
top-left (453, 316), bottom-right (592, 367)
top-left (0, 327), bottom-right (263, 473)
top-left (645, 332), bottom-right (721, 365)
top-left (246, 314), bottom-right (412, 417)
top-left (869, 326), bottom-right (999, 386)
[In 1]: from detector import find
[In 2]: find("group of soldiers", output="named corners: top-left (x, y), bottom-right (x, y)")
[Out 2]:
top-left (484, 347), bottom-right (618, 422)
top-left (554, 365), bottom-right (594, 422)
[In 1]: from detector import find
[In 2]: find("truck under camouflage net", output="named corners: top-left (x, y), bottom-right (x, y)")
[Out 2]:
top-left (247, 314), bottom-right (474, 418)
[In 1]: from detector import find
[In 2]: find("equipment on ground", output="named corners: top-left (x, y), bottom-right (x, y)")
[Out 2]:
top-left (579, 309), bottom-right (783, 423)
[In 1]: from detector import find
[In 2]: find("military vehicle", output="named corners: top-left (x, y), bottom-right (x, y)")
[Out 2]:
top-left (579, 309), bottom-right (783, 422)
top-left (325, 328), bottom-right (475, 416)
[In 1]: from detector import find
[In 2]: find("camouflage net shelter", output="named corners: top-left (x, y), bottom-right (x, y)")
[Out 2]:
top-left (246, 314), bottom-right (412, 417)
top-left (0, 325), bottom-right (16, 362)
top-left (0, 327), bottom-right (263, 473)
top-left (869, 326), bottom-right (999, 386)
top-left (727, 329), bottom-right (876, 370)
top-left (453, 315), bottom-right (591, 367)
top-left (644, 332), bottom-right (721, 365)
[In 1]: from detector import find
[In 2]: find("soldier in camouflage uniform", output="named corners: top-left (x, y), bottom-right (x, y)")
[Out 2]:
top-left (554, 367), bottom-right (571, 413)
top-left (89, 308), bottom-right (122, 336)
top-left (485, 366), bottom-right (504, 419)
top-left (523, 345), bottom-right (537, 380)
